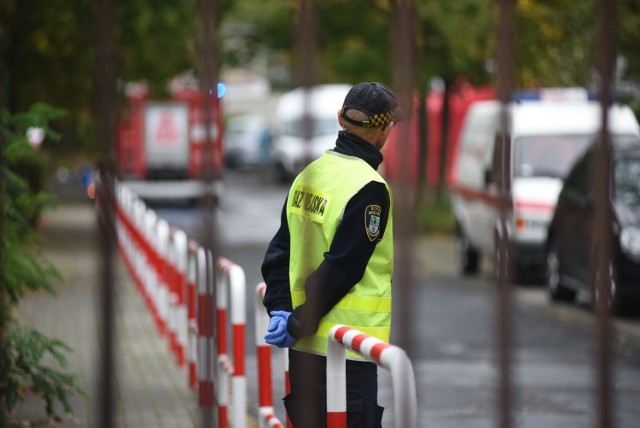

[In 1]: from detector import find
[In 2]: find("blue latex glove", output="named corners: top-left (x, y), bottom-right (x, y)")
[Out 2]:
top-left (264, 310), bottom-right (295, 348)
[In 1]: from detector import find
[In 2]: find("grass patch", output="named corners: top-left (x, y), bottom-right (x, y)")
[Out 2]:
top-left (414, 197), bottom-right (455, 235)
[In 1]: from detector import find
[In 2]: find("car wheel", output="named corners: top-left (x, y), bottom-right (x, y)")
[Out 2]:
top-left (457, 228), bottom-right (480, 275)
top-left (545, 239), bottom-right (576, 302)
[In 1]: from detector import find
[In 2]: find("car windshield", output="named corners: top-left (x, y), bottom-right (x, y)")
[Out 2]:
top-left (614, 155), bottom-right (640, 206)
top-left (514, 135), bottom-right (592, 179)
top-left (281, 118), bottom-right (339, 138)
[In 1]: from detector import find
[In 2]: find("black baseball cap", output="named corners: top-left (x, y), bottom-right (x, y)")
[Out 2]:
top-left (341, 82), bottom-right (405, 128)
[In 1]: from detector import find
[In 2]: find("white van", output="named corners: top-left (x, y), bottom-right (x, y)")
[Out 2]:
top-left (450, 89), bottom-right (640, 277)
top-left (269, 84), bottom-right (351, 181)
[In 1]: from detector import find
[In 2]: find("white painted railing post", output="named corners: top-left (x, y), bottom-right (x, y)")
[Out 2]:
top-left (326, 325), bottom-right (417, 428)
top-left (197, 247), bottom-right (215, 410)
top-left (186, 239), bottom-right (199, 389)
top-left (215, 257), bottom-right (247, 428)
top-left (255, 283), bottom-right (285, 428)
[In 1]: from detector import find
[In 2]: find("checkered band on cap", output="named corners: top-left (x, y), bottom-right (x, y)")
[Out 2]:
top-left (342, 108), bottom-right (397, 128)
top-left (366, 111), bottom-right (396, 128)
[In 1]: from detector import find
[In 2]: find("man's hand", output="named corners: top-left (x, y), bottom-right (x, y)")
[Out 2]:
top-left (265, 310), bottom-right (295, 348)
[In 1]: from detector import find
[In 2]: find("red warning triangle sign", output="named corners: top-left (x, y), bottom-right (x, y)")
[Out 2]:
top-left (155, 111), bottom-right (180, 145)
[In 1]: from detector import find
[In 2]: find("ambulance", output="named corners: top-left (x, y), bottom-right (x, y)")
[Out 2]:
top-left (449, 88), bottom-right (640, 278)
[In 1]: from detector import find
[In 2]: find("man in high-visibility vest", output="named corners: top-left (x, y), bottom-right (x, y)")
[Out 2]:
top-left (262, 82), bottom-right (403, 427)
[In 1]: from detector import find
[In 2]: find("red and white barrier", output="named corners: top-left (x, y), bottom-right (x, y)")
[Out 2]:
top-left (115, 184), bottom-right (153, 318)
top-left (114, 184), bottom-right (221, 411)
top-left (143, 209), bottom-right (162, 331)
top-left (166, 227), bottom-right (179, 362)
top-left (196, 246), bottom-right (215, 409)
top-left (215, 257), bottom-right (247, 428)
top-left (155, 218), bottom-right (171, 338)
top-left (283, 348), bottom-right (291, 428)
top-left (131, 199), bottom-right (148, 298)
top-left (114, 185), bottom-right (141, 294)
top-left (255, 283), bottom-right (286, 428)
top-left (186, 239), bottom-right (199, 389)
top-left (326, 325), bottom-right (417, 428)
top-left (115, 183), bottom-right (245, 418)
top-left (168, 228), bottom-right (188, 367)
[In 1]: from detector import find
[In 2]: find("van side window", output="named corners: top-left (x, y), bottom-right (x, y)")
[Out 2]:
top-left (614, 154), bottom-right (640, 205)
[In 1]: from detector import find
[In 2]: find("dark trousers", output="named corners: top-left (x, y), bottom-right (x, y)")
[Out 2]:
top-left (284, 349), bottom-right (384, 428)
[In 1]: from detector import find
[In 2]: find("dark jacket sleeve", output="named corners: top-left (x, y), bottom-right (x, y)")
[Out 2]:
top-left (261, 197), bottom-right (293, 313)
top-left (287, 181), bottom-right (390, 338)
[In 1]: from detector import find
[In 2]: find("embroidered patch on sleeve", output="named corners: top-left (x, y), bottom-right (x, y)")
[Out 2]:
top-left (364, 204), bottom-right (382, 241)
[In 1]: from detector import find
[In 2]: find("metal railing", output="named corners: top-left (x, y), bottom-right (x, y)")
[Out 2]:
top-left (326, 325), bottom-right (417, 428)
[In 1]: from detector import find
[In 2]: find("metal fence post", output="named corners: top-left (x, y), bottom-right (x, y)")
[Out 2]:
top-left (594, 1), bottom-right (616, 427)
top-left (496, 1), bottom-right (515, 427)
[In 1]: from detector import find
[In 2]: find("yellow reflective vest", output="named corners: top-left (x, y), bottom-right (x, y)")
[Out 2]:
top-left (286, 150), bottom-right (393, 360)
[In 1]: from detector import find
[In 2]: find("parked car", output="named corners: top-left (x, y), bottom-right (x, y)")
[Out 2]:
top-left (223, 114), bottom-right (271, 169)
top-left (545, 139), bottom-right (640, 314)
top-left (269, 84), bottom-right (351, 182)
top-left (449, 89), bottom-right (640, 279)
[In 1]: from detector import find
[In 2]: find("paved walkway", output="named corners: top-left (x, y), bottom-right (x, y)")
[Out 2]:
top-left (13, 202), bottom-right (198, 427)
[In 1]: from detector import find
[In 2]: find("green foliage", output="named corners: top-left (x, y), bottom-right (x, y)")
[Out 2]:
top-left (1, 328), bottom-right (85, 417)
top-left (2, 0), bottom-right (640, 155)
top-left (416, 0), bottom-right (496, 85)
top-left (617, 0), bottom-right (640, 79)
top-left (1, 104), bottom-right (83, 423)
top-left (513, 0), bottom-right (594, 88)
top-left (3, 240), bottom-right (60, 305)
top-left (223, 0), bottom-right (396, 86)
top-left (627, 99), bottom-right (640, 123)
top-left (117, 0), bottom-right (199, 95)
top-left (415, 197), bottom-right (455, 235)
top-left (223, 0), bottom-right (298, 87)
top-left (316, 0), bottom-right (395, 84)
top-left (1, 0), bottom-right (95, 151)
top-left (2, 103), bottom-right (63, 225)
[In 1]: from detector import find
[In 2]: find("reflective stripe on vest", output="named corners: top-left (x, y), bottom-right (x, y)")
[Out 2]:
top-left (286, 150), bottom-right (393, 360)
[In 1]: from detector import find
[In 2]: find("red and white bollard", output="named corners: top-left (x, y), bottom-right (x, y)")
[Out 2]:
top-left (255, 283), bottom-right (285, 428)
top-left (113, 184), bottom-right (129, 272)
top-left (326, 325), bottom-right (417, 428)
top-left (155, 218), bottom-right (171, 338)
top-left (168, 228), bottom-right (188, 367)
top-left (143, 209), bottom-right (161, 329)
top-left (114, 185), bottom-right (137, 289)
top-left (215, 257), bottom-right (247, 428)
top-left (133, 199), bottom-right (149, 303)
top-left (283, 349), bottom-right (291, 428)
top-left (166, 227), bottom-right (179, 362)
top-left (197, 247), bottom-right (215, 409)
top-left (186, 239), bottom-right (199, 389)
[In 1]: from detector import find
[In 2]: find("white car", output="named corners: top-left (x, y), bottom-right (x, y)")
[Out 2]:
top-left (270, 84), bottom-right (351, 182)
top-left (223, 114), bottom-right (271, 169)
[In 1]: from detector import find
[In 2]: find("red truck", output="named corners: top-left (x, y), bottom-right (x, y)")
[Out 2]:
top-left (117, 75), bottom-right (224, 203)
